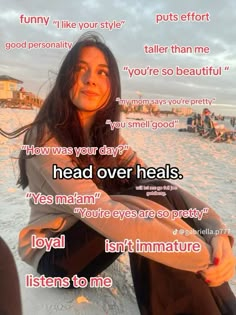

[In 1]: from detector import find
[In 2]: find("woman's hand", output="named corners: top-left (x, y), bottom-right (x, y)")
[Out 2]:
top-left (199, 235), bottom-right (235, 287)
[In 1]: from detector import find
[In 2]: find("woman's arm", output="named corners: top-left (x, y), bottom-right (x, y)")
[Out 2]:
top-left (117, 135), bottom-right (147, 168)
top-left (200, 235), bottom-right (235, 286)
top-left (176, 186), bottom-right (234, 246)
top-left (27, 136), bottom-right (213, 273)
top-left (113, 136), bottom-right (235, 283)
top-left (117, 136), bottom-right (233, 245)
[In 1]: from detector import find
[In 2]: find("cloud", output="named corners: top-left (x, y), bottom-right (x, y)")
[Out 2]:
top-left (0, 0), bottom-right (235, 105)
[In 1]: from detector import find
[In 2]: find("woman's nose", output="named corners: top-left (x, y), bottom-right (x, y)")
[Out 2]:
top-left (84, 70), bottom-right (96, 85)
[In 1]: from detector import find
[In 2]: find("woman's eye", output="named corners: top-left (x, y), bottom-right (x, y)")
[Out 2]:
top-left (98, 69), bottom-right (109, 76)
top-left (76, 65), bottom-right (86, 73)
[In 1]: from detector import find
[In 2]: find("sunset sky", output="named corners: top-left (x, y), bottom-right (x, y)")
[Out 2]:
top-left (0, 0), bottom-right (235, 106)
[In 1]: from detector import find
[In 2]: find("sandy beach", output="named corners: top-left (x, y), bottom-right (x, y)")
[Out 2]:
top-left (0, 108), bottom-right (235, 315)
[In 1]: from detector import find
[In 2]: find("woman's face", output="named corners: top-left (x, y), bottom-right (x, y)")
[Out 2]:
top-left (70, 46), bottom-right (111, 113)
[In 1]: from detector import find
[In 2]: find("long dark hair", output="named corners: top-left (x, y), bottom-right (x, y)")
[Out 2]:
top-left (2, 32), bottom-right (125, 193)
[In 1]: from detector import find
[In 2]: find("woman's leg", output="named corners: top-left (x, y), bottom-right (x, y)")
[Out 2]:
top-left (0, 237), bottom-right (22, 315)
top-left (37, 179), bottom-right (179, 281)
top-left (37, 219), bottom-right (120, 283)
top-left (37, 180), bottom-right (236, 314)
top-left (123, 180), bottom-right (236, 315)
top-left (129, 253), bottom-right (223, 315)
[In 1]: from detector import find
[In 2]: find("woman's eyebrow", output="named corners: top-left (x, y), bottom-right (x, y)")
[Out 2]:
top-left (77, 60), bottom-right (87, 66)
top-left (98, 64), bottom-right (109, 68)
top-left (77, 60), bottom-right (108, 68)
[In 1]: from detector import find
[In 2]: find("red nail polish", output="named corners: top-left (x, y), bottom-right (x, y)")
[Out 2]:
top-left (205, 279), bottom-right (211, 284)
top-left (213, 257), bottom-right (220, 265)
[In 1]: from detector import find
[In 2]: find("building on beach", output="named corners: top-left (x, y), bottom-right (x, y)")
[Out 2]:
top-left (172, 107), bottom-right (193, 116)
top-left (0, 75), bottom-right (23, 100)
top-left (0, 75), bottom-right (43, 109)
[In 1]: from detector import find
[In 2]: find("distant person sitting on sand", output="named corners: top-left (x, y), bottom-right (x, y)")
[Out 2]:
top-left (201, 108), bottom-right (217, 139)
top-left (195, 113), bottom-right (203, 134)
top-left (1, 33), bottom-right (236, 315)
top-left (230, 117), bottom-right (236, 128)
top-left (202, 108), bottom-right (211, 123)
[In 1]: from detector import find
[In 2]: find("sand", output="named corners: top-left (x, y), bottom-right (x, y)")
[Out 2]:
top-left (0, 108), bottom-right (235, 314)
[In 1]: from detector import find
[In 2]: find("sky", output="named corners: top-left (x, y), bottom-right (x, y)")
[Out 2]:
top-left (0, 0), bottom-right (236, 108)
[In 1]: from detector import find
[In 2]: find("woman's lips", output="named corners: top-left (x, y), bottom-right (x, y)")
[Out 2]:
top-left (81, 90), bottom-right (99, 97)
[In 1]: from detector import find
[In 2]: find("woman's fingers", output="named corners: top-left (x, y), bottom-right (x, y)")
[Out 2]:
top-left (211, 235), bottom-right (224, 266)
top-left (208, 264), bottom-right (235, 286)
top-left (199, 255), bottom-right (236, 286)
top-left (207, 264), bottom-right (235, 287)
top-left (202, 256), bottom-right (235, 276)
top-left (198, 235), bottom-right (236, 286)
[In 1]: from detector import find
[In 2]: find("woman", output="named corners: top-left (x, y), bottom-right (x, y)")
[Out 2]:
top-left (2, 33), bottom-right (235, 314)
